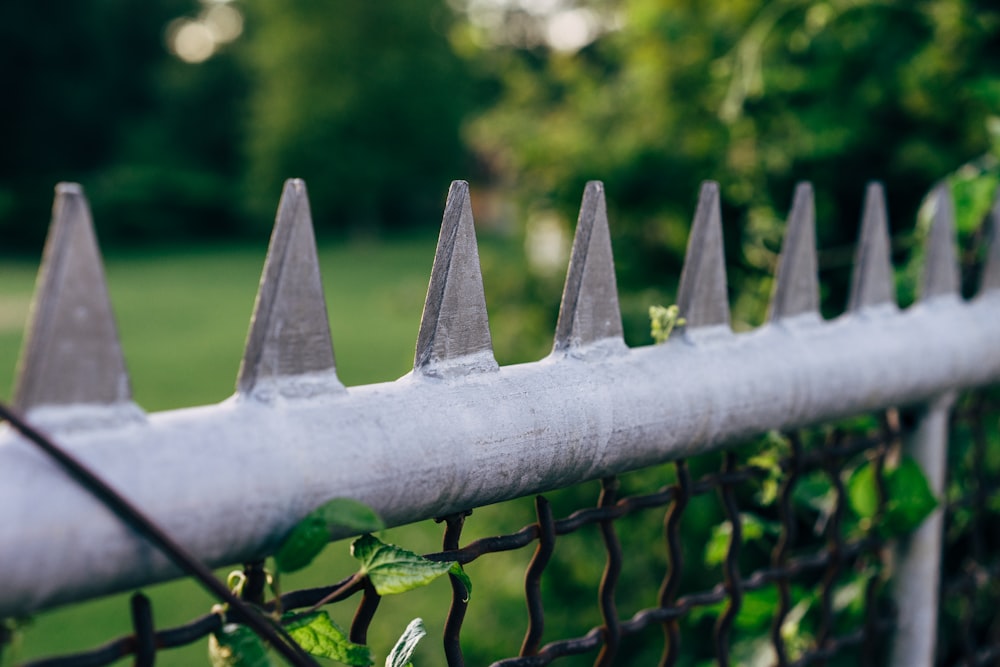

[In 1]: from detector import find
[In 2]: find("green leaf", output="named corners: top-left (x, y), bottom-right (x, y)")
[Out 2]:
top-left (448, 562), bottom-right (472, 601)
top-left (848, 457), bottom-right (939, 536)
top-left (884, 457), bottom-right (939, 535)
top-left (847, 462), bottom-right (879, 520)
top-left (275, 498), bottom-right (385, 573)
top-left (949, 168), bottom-right (999, 234)
top-left (688, 588), bottom-right (780, 632)
top-left (749, 431), bottom-right (788, 506)
top-left (351, 534), bottom-right (455, 596)
top-left (792, 471), bottom-right (837, 534)
top-left (208, 624), bottom-right (273, 667)
top-left (704, 513), bottom-right (778, 567)
top-left (385, 618), bottom-right (426, 667)
top-left (832, 569), bottom-right (874, 624)
top-left (733, 587), bottom-right (780, 632)
top-left (284, 611), bottom-right (373, 666)
top-left (704, 520), bottom-right (731, 567)
top-left (315, 498), bottom-right (385, 533)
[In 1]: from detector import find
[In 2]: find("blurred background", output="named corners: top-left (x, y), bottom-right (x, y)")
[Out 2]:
top-left (0, 0), bottom-right (998, 664)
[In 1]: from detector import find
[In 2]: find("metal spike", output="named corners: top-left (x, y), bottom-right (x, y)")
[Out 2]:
top-left (848, 182), bottom-right (897, 312)
top-left (14, 184), bottom-right (133, 412)
top-left (921, 185), bottom-right (960, 300)
top-left (978, 193), bottom-right (1000, 295)
top-left (552, 181), bottom-right (626, 357)
top-left (769, 182), bottom-right (819, 322)
top-left (414, 181), bottom-right (498, 378)
top-left (237, 179), bottom-right (343, 399)
top-left (676, 181), bottom-right (730, 331)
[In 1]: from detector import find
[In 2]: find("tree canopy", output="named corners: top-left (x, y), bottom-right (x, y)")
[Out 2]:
top-left (458, 0), bottom-right (1000, 327)
top-left (0, 0), bottom-right (996, 282)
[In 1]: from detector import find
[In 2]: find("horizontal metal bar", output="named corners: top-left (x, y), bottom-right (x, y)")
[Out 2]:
top-left (1, 293), bottom-right (998, 617)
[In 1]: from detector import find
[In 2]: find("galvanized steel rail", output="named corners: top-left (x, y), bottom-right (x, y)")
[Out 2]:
top-left (0, 178), bottom-right (998, 642)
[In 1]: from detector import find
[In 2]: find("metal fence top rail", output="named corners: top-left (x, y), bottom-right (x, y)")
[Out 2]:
top-left (1, 179), bottom-right (998, 617)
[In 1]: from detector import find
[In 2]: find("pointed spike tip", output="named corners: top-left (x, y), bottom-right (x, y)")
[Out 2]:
top-left (237, 179), bottom-right (343, 399)
top-left (14, 183), bottom-right (134, 411)
top-left (676, 181), bottom-right (731, 331)
top-left (414, 180), bottom-right (498, 377)
top-left (56, 182), bottom-right (84, 196)
top-left (769, 182), bottom-right (820, 322)
top-left (920, 184), bottom-right (960, 300)
top-left (552, 180), bottom-right (626, 357)
top-left (979, 194), bottom-right (1000, 294)
top-left (848, 182), bottom-right (897, 312)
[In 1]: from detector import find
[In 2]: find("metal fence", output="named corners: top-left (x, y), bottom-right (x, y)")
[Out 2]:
top-left (0, 178), bottom-right (998, 666)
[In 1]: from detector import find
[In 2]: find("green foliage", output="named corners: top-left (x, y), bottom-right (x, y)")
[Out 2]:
top-left (704, 513), bottom-right (779, 567)
top-left (284, 611), bottom-right (373, 666)
top-left (0, 0), bottom-right (249, 249)
top-left (385, 618), bottom-right (426, 667)
top-left (462, 0), bottom-right (1000, 329)
top-left (748, 431), bottom-right (790, 506)
top-left (275, 498), bottom-right (385, 573)
top-left (201, 501), bottom-right (457, 666)
top-left (848, 456), bottom-right (939, 536)
top-left (792, 470), bottom-right (838, 534)
top-left (649, 304), bottom-right (686, 343)
top-left (351, 534), bottom-right (468, 597)
top-left (689, 586), bottom-right (787, 634)
top-left (209, 623), bottom-right (272, 667)
top-left (240, 0), bottom-right (482, 234)
top-left (949, 164), bottom-right (1000, 236)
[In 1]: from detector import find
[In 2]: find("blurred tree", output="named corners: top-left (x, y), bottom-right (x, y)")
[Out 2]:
top-left (0, 0), bottom-right (248, 247)
top-left (454, 0), bottom-right (1000, 334)
top-left (240, 0), bottom-right (485, 235)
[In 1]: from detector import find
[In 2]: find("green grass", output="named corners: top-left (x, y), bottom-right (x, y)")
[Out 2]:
top-left (0, 236), bottom-right (440, 409)
top-left (0, 231), bottom-right (563, 666)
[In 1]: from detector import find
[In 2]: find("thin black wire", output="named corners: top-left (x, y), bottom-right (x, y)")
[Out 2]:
top-left (520, 496), bottom-right (556, 658)
top-left (714, 452), bottom-right (743, 667)
top-left (770, 433), bottom-right (803, 667)
top-left (129, 594), bottom-right (155, 667)
top-left (441, 510), bottom-right (472, 667)
top-left (658, 459), bottom-right (689, 667)
top-left (594, 477), bottom-right (622, 667)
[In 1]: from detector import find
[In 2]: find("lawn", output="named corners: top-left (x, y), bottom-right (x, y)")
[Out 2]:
top-left (1, 235), bottom-right (441, 409)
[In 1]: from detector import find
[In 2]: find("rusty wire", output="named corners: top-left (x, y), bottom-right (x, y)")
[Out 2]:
top-left (5, 394), bottom-right (1000, 667)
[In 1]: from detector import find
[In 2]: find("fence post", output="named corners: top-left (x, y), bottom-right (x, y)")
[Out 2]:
top-left (889, 392), bottom-right (955, 667)
top-left (889, 186), bottom-right (961, 667)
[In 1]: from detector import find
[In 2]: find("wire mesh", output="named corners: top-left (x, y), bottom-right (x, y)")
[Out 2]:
top-left (936, 388), bottom-right (1000, 666)
top-left (5, 391), bottom-right (997, 667)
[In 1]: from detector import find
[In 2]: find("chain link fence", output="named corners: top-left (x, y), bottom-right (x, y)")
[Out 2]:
top-left (5, 386), bottom-right (997, 666)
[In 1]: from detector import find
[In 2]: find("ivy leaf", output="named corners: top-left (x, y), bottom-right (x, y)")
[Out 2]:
top-left (385, 618), bottom-right (426, 667)
top-left (275, 498), bottom-right (385, 573)
top-left (284, 611), bottom-right (373, 666)
top-left (208, 623), bottom-right (273, 667)
top-left (351, 534), bottom-right (455, 596)
top-left (884, 457), bottom-right (938, 535)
